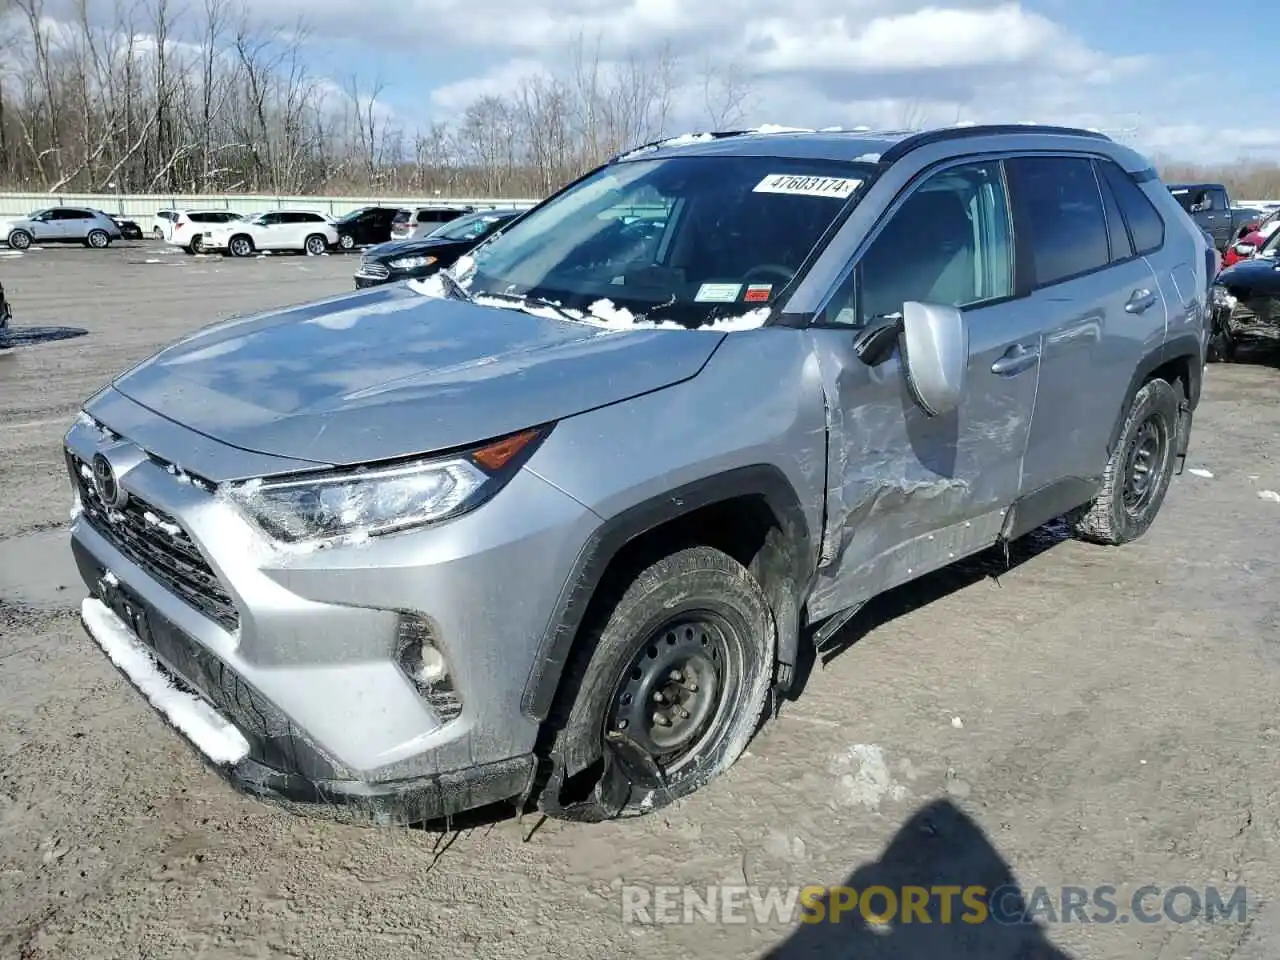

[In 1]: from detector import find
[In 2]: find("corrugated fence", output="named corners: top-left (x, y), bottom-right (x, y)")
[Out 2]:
top-left (0, 192), bottom-right (542, 219)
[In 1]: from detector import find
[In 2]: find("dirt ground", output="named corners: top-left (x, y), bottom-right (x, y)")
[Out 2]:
top-left (2, 240), bottom-right (1280, 960)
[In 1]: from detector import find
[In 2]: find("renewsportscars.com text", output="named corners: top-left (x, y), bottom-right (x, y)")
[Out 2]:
top-left (620, 884), bottom-right (1248, 926)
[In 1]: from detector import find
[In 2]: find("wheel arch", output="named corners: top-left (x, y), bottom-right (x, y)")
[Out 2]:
top-left (1106, 334), bottom-right (1202, 462)
top-left (521, 464), bottom-right (814, 728)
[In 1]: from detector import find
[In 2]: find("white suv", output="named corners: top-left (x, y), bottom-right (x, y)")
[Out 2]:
top-left (167, 210), bottom-right (244, 254)
top-left (201, 209), bottom-right (338, 257)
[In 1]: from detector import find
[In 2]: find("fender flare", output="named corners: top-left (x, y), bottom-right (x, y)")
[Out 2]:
top-left (520, 464), bottom-right (813, 723)
top-left (1106, 333), bottom-right (1202, 459)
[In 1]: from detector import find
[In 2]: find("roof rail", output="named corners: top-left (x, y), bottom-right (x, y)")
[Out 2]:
top-left (610, 129), bottom-right (756, 163)
top-left (877, 123), bottom-right (1113, 165)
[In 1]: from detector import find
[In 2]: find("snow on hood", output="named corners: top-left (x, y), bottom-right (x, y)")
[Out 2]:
top-left (407, 274), bottom-right (771, 332)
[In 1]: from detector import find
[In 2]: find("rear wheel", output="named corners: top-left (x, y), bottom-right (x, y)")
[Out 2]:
top-left (338, 233), bottom-right (355, 250)
top-left (541, 546), bottom-right (775, 822)
top-left (189, 235), bottom-right (205, 255)
top-left (86, 229), bottom-right (110, 248)
top-left (228, 235), bottom-right (253, 257)
top-left (1070, 378), bottom-right (1180, 545)
top-left (152, 226), bottom-right (163, 239)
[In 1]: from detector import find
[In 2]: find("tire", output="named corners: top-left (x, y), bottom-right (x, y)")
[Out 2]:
top-left (7, 230), bottom-right (32, 251)
top-left (1070, 378), bottom-right (1180, 546)
top-left (190, 235), bottom-right (204, 255)
top-left (541, 546), bottom-right (776, 822)
top-left (338, 233), bottom-right (355, 250)
top-left (86, 229), bottom-right (110, 248)
top-left (152, 227), bottom-right (163, 239)
top-left (228, 235), bottom-right (253, 257)
top-left (304, 234), bottom-right (327, 256)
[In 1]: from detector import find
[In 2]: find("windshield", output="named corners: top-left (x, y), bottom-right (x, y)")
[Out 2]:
top-left (429, 211), bottom-right (507, 242)
top-left (338, 207), bottom-right (372, 223)
top-left (1262, 228), bottom-right (1280, 257)
top-left (26, 209), bottom-right (49, 219)
top-left (464, 155), bottom-right (873, 327)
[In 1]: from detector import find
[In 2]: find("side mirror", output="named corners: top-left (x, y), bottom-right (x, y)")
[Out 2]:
top-left (900, 301), bottom-right (968, 417)
top-left (1235, 242), bottom-right (1256, 256)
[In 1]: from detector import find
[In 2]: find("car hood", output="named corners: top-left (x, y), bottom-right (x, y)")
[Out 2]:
top-left (106, 282), bottom-right (726, 466)
top-left (365, 236), bottom-right (462, 259)
top-left (1218, 256), bottom-right (1280, 292)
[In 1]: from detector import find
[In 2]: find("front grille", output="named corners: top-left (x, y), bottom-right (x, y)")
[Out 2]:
top-left (69, 452), bottom-right (240, 632)
top-left (359, 260), bottom-right (390, 279)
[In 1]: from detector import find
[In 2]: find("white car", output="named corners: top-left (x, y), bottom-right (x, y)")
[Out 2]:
top-left (200, 209), bottom-right (338, 257)
top-left (1, 207), bottom-right (123, 249)
top-left (152, 209), bottom-right (179, 239)
top-left (166, 209), bottom-right (244, 254)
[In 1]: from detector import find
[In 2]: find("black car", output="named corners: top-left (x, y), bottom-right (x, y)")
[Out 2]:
top-left (97, 210), bottom-right (143, 240)
top-left (1210, 227), bottom-right (1280, 360)
top-left (353, 208), bottom-right (523, 288)
top-left (332, 205), bottom-right (403, 251)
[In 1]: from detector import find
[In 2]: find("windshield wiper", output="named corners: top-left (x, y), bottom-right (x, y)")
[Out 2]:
top-left (476, 290), bottom-right (581, 323)
top-left (437, 269), bottom-right (473, 303)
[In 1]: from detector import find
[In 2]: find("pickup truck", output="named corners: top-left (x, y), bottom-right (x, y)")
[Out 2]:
top-left (1167, 182), bottom-right (1254, 251)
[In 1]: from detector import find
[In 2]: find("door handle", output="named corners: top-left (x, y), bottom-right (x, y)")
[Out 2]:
top-left (1125, 288), bottom-right (1157, 314)
top-left (991, 342), bottom-right (1040, 375)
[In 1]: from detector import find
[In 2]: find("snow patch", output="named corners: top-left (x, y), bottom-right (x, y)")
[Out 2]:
top-left (1259, 490), bottom-right (1280, 503)
top-left (661, 132), bottom-right (716, 147)
top-left (101, 569), bottom-right (119, 587)
top-left (582, 300), bottom-right (771, 332)
top-left (408, 274), bottom-right (447, 299)
top-left (751, 124), bottom-right (814, 134)
top-left (1188, 468), bottom-right (1214, 479)
top-left (830, 744), bottom-right (908, 811)
top-left (951, 716), bottom-right (964, 729)
top-left (854, 153), bottom-right (882, 163)
top-left (81, 598), bottom-right (250, 765)
top-left (142, 510), bottom-right (183, 538)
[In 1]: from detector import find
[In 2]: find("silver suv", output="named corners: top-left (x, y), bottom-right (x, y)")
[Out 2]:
top-left (65, 125), bottom-right (1212, 825)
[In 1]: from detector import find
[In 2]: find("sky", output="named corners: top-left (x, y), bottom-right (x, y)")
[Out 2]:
top-left (34, 0), bottom-right (1280, 165)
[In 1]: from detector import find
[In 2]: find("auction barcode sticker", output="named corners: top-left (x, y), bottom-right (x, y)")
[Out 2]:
top-left (753, 174), bottom-right (862, 199)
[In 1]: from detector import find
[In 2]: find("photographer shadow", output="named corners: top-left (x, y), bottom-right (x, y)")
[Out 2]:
top-left (767, 798), bottom-right (1074, 959)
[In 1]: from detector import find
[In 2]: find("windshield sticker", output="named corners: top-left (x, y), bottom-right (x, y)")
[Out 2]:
top-left (753, 174), bottom-right (862, 199)
top-left (695, 282), bottom-right (742, 302)
top-left (744, 284), bottom-right (772, 302)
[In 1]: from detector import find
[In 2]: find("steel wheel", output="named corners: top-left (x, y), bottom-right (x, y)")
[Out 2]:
top-left (608, 614), bottom-right (728, 772)
top-left (1121, 414), bottom-right (1168, 517)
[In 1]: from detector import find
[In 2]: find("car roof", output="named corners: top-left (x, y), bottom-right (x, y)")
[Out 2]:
top-left (618, 122), bottom-right (1129, 167)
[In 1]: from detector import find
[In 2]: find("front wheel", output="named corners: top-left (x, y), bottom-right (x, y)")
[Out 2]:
top-left (86, 229), bottom-right (110, 248)
top-left (304, 234), bottom-right (328, 256)
top-left (1070, 377), bottom-right (1180, 545)
top-left (7, 230), bottom-right (32, 250)
top-left (541, 546), bottom-right (775, 822)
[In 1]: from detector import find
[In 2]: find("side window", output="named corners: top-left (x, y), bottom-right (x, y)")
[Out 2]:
top-left (304, 213), bottom-right (324, 223)
top-left (51, 209), bottom-right (78, 220)
top-left (261, 212), bottom-right (284, 225)
top-left (1006, 156), bottom-right (1109, 287)
top-left (1098, 161), bottom-right (1164, 255)
top-left (417, 210), bottom-right (434, 224)
top-left (1093, 161), bottom-right (1133, 262)
top-left (1209, 188), bottom-right (1229, 211)
top-left (823, 161), bottom-right (1013, 327)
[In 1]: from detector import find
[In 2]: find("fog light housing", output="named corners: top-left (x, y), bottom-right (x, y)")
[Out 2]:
top-left (395, 614), bottom-right (462, 725)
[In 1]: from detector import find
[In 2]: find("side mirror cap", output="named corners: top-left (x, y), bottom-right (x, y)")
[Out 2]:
top-left (900, 301), bottom-right (968, 417)
top-left (1235, 243), bottom-right (1256, 256)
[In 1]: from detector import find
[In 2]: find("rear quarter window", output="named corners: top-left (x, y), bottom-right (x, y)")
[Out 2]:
top-left (1099, 162), bottom-right (1165, 255)
top-left (1007, 155), bottom-right (1110, 287)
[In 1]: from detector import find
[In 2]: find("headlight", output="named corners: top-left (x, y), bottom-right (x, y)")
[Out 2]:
top-left (389, 255), bottom-right (437, 270)
top-left (226, 426), bottom-right (548, 544)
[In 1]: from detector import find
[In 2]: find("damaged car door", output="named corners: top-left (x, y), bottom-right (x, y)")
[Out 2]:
top-left (805, 159), bottom-right (1042, 620)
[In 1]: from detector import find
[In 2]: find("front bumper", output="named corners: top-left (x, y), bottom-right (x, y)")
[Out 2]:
top-left (64, 394), bottom-right (599, 821)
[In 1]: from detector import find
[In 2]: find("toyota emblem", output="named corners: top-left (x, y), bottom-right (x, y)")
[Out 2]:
top-left (92, 453), bottom-right (126, 508)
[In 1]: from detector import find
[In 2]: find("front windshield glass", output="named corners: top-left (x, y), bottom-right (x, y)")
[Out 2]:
top-left (338, 207), bottom-right (371, 223)
top-left (465, 155), bottom-right (874, 327)
top-left (429, 212), bottom-right (505, 242)
top-left (26, 209), bottom-right (49, 219)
